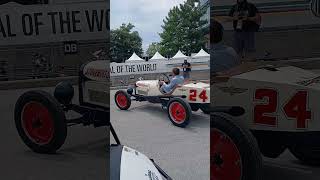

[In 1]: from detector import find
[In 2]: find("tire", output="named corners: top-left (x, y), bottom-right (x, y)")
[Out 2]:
top-left (167, 98), bottom-right (192, 128)
top-left (114, 90), bottom-right (131, 110)
top-left (199, 104), bottom-right (210, 114)
top-left (211, 113), bottom-right (262, 180)
top-left (289, 145), bottom-right (320, 165)
top-left (15, 90), bottom-right (67, 154)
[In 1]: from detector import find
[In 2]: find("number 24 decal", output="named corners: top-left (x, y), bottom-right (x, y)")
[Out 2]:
top-left (254, 89), bottom-right (311, 129)
top-left (189, 89), bottom-right (208, 102)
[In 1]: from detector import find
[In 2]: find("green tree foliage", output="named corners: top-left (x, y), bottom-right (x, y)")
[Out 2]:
top-left (146, 42), bottom-right (161, 57)
top-left (110, 23), bottom-right (143, 62)
top-left (159, 0), bottom-right (207, 57)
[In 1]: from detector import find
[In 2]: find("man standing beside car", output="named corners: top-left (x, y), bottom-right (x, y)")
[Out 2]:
top-left (225, 0), bottom-right (261, 61)
top-left (182, 59), bottom-right (192, 81)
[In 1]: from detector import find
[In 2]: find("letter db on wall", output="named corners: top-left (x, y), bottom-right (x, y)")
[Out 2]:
top-left (64, 41), bottom-right (78, 54)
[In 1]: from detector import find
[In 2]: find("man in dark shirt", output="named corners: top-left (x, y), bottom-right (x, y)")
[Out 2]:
top-left (226, 0), bottom-right (260, 60)
top-left (182, 59), bottom-right (192, 80)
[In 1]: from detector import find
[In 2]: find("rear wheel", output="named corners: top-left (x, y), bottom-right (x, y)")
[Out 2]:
top-left (211, 113), bottom-right (262, 180)
top-left (15, 90), bottom-right (67, 154)
top-left (167, 98), bottom-right (191, 128)
top-left (114, 90), bottom-right (131, 110)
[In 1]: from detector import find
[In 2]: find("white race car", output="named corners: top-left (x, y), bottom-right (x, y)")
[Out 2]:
top-left (14, 60), bottom-right (172, 180)
top-left (211, 64), bottom-right (320, 180)
top-left (114, 74), bottom-right (210, 127)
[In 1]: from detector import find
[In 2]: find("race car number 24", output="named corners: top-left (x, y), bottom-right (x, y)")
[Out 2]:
top-left (189, 89), bottom-right (208, 102)
top-left (254, 89), bottom-right (311, 129)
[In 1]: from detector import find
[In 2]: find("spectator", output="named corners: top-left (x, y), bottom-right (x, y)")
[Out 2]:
top-left (226, 0), bottom-right (261, 60)
top-left (32, 53), bottom-right (42, 79)
top-left (182, 59), bottom-right (192, 80)
top-left (211, 20), bottom-right (240, 74)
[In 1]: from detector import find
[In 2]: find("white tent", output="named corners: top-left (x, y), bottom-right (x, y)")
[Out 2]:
top-left (172, 50), bottom-right (188, 59)
top-left (126, 52), bottom-right (144, 62)
top-left (150, 51), bottom-right (166, 61)
top-left (193, 49), bottom-right (209, 58)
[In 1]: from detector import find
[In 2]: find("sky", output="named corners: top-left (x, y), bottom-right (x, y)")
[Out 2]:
top-left (110, 0), bottom-right (186, 52)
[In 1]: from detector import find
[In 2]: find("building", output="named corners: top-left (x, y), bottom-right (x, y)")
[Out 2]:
top-left (0, 0), bottom-right (109, 80)
top-left (212, 0), bottom-right (320, 60)
top-left (199, 0), bottom-right (210, 50)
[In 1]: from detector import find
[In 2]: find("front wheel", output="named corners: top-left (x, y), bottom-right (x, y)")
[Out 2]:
top-left (15, 90), bottom-right (67, 154)
top-left (167, 98), bottom-right (191, 128)
top-left (211, 113), bottom-right (262, 180)
top-left (115, 90), bottom-right (131, 110)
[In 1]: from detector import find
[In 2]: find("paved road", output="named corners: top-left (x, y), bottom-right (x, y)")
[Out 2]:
top-left (0, 87), bottom-right (108, 180)
top-left (263, 151), bottom-right (320, 180)
top-left (110, 90), bottom-right (210, 180)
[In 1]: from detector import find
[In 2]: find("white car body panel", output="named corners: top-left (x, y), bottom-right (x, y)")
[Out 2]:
top-left (81, 60), bottom-right (109, 108)
top-left (212, 66), bottom-right (320, 132)
top-left (135, 80), bottom-right (210, 104)
top-left (120, 146), bottom-right (163, 180)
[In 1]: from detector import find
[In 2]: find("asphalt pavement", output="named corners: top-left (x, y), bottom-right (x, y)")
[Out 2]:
top-left (263, 151), bottom-right (320, 180)
top-left (110, 90), bottom-right (210, 180)
top-left (0, 87), bottom-right (108, 180)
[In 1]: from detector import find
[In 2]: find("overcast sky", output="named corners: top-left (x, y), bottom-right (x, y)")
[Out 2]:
top-left (110, 0), bottom-right (186, 52)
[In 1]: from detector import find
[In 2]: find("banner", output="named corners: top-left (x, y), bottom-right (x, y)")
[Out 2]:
top-left (110, 57), bottom-right (210, 77)
top-left (0, 2), bottom-right (109, 45)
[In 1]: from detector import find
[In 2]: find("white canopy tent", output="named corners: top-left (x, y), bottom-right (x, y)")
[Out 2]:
top-left (193, 49), bottom-right (209, 58)
top-left (126, 52), bottom-right (145, 63)
top-left (149, 51), bottom-right (166, 61)
top-left (172, 50), bottom-right (188, 59)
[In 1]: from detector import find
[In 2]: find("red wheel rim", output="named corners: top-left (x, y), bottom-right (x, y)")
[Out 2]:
top-left (169, 102), bottom-right (186, 123)
top-left (116, 93), bottom-right (128, 108)
top-left (211, 128), bottom-right (242, 180)
top-left (21, 102), bottom-right (54, 145)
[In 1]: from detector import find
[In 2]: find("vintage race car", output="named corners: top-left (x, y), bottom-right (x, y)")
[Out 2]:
top-left (114, 74), bottom-right (210, 127)
top-left (14, 60), bottom-right (171, 180)
top-left (211, 64), bottom-right (320, 180)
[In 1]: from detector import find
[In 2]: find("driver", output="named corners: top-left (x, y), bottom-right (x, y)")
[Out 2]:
top-left (159, 68), bottom-right (184, 94)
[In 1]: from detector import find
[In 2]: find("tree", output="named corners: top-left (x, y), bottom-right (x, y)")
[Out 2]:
top-left (146, 42), bottom-right (161, 57)
top-left (159, 0), bottom-right (207, 57)
top-left (110, 23), bottom-right (143, 63)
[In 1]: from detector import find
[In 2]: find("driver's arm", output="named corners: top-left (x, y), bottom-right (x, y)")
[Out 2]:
top-left (163, 78), bottom-right (177, 91)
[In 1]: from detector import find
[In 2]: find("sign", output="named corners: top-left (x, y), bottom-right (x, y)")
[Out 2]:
top-left (110, 62), bottom-right (163, 76)
top-left (0, 2), bottom-right (109, 46)
top-left (64, 41), bottom-right (78, 54)
top-left (110, 57), bottom-right (210, 77)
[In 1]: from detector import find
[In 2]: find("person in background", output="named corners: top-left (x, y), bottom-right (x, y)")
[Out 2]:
top-left (211, 20), bottom-right (240, 75)
top-left (159, 68), bottom-right (184, 94)
top-left (32, 53), bottom-right (42, 79)
top-left (225, 0), bottom-right (261, 61)
top-left (182, 59), bottom-right (192, 80)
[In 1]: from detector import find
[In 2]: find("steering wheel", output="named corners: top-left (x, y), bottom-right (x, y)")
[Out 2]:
top-left (158, 73), bottom-right (170, 84)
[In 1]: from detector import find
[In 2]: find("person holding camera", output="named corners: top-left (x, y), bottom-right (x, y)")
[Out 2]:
top-left (226, 0), bottom-right (261, 61)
